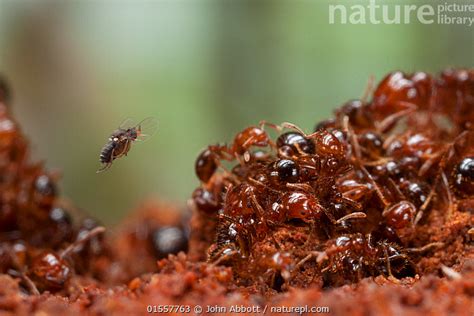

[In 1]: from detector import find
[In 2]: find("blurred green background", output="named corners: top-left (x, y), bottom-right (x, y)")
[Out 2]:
top-left (0, 0), bottom-right (472, 224)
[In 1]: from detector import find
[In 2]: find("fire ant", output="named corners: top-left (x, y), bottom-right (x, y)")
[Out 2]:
top-left (196, 121), bottom-right (347, 184)
top-left (2, 226), bottom-right (105, 293)
top-left (195, 123), bottom-right (280, 183)
top-left (311, 233), bottom-right (416, 286)
top-left (435, 69), bottom-right (474, 131)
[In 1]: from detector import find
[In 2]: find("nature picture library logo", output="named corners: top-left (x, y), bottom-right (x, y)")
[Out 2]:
top-left (329, 0), bottom-right (474, 26)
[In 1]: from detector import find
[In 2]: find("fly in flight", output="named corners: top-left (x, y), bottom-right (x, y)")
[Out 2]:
top-left (97, 117), bottom-right (158, 173)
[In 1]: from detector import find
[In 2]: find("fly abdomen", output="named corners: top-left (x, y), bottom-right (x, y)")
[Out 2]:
top-left (99, 141), bottom-right (116, 163)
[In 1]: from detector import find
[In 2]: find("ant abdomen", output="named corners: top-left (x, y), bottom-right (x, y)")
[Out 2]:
top-left (383, 201), bottom-right (416, 229)
top-left (269, 159), bottom-right (300, 184)
top-left (274, 191), bottom-right (324, 223)
top-left (276, 132), bottom-right (315, 157)
top-left (452, 157), bottom-right (474, 197)
top-left (195, 148), bottom-right (219, 183)
top-left (313, 130), bottom-right (346, 158)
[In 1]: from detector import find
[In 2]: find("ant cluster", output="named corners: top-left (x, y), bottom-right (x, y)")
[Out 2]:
top-left (0, 87), bottom-right (109, 294)
top-left (192, 69), bottom-right (473, 289)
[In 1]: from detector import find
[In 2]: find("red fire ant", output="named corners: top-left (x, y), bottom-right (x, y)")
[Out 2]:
top-left (2, 226), bottom-right (105, 294)
top-left (435, 69), bottom-right (474, 131)
top-left (195, 124), bottom-right (277, 183)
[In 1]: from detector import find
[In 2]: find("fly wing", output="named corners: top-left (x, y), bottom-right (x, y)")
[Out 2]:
top-left (118, 118), bottom-right (137, 130)
top-left (135, 117), bottom-right (158, 142)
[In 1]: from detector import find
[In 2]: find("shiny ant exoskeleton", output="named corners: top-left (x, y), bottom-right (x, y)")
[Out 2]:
top-left (1, 226), bottom-right (105, 293)
top-left (276, 131), bottom-right (315, 158)
top-left (435, 69), bottom-right (474, 131)
top-left (195, 69), bottom-right (471, 289)
top-left (195, 124), bottom-right (277, 183)
top-left (316, 233), bottom-right (415, 286)
top-left (453, 157), bottom-right (474, 196)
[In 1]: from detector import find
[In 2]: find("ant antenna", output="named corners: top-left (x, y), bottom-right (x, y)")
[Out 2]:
top-left (361, 74), bottom-right (375, 103)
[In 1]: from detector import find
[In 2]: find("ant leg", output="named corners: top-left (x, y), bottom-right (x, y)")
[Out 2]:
top-left (209, 247), bottom-right (238, 266)
top-left (342, 115), bottom-right (362, 161)
top-left (286, 182), bottom-right (314, 193)
top-left (241, 136), bottom-right (258, 151)
top-left (7, 269), bottom-right (40, 295)
top-left (360, 165), bottom-right (390, 207)
top-left (376, 102), bottom-right (418, 133)
top-left (248, 177), bottom-right (282, 195)
top-left (361, 74), bottom-right (375, 103)
top-left (232, 151), bottom-right (247, 166)
top-left (211, 153), bottom-right (240, 183)
top-left (363, 158), bottom-right (393, 167)
top-left (280, 122), bottom-right (307, 136)
top-left (382, 132), bottom-right (402, 150)
top-left (258, 120), bottom-right (281, 148)
top-left (405, 242), bottom-right (444, 254)
top-left (249, 193), bottom-right (268, 227)
top-left (338, 195), bottom-right (363, 211)
top-left (335, 212), bottom-right (367, 224)
top-left (441, 171), bottom-right (454, 219)
top-left (440, 265), bottom-right (461, 280)
top-left (292, 251), bottom-right (327, 273)
top-left (383, 246), bottom-right (400, 284)
top-left (22, 273), bottom-right (40, 295)
top-left (259, 120), bottom-right (283, 132)
top-left (292, 253), bottom-right (313, 273)
top-left (414, 183), bottom-right (436, 225)
top-left (249, 193), bottom-right (283, 249)
top-left (61, 226), bottom-right (106, 258)
top-left (418, 149), bottom-right (446, 177)
top-left (387, 178), bottom-right (406, 200)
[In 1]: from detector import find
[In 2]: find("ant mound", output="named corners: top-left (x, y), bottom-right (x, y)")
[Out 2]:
top-left (0, 69), bottom-right (473, 315)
